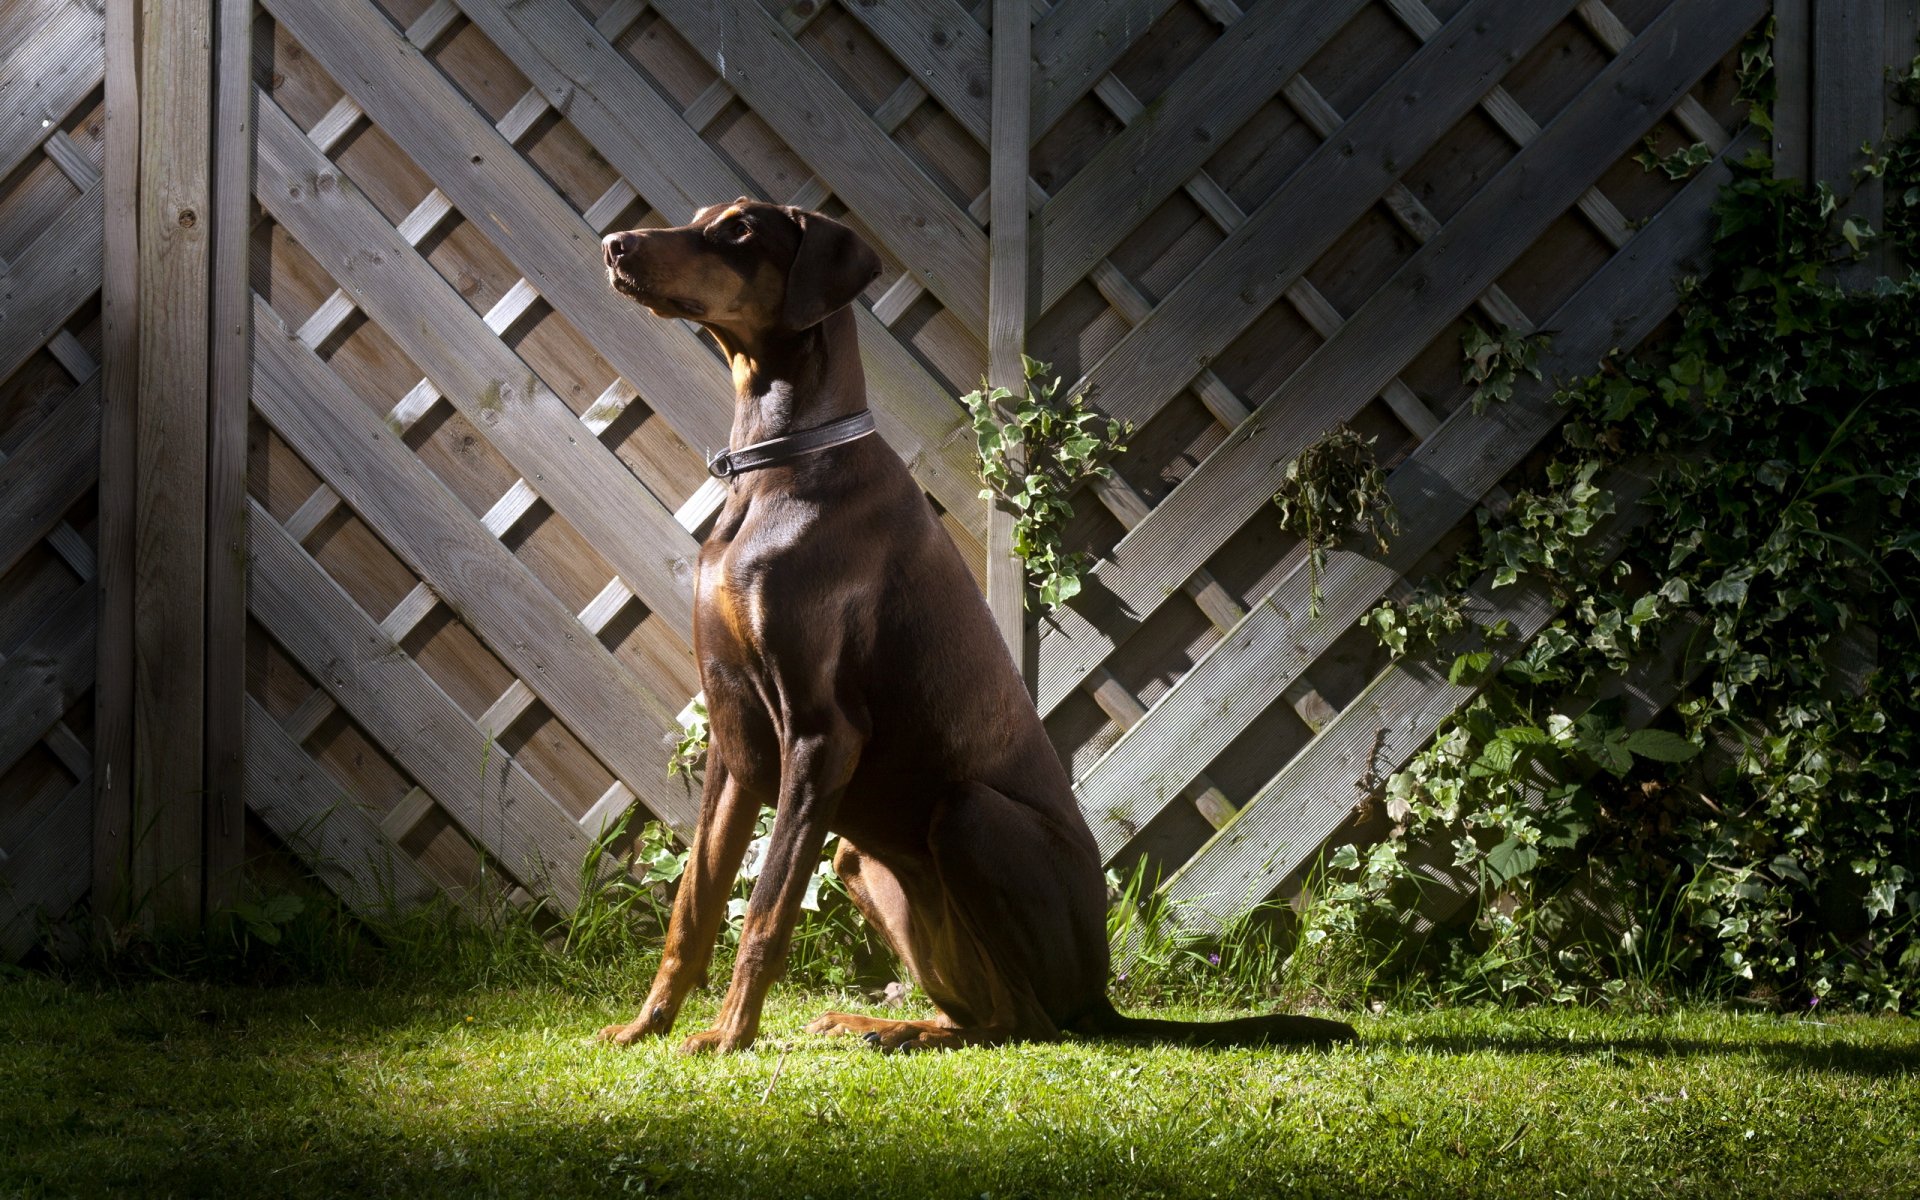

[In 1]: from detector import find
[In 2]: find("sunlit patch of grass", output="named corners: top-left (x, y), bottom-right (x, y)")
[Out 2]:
top-left (2, 978), bottom-right (1915, 1198)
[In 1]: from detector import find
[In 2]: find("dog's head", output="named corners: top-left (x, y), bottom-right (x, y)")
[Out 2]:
top-left (601, 200), bottom-right (881, 338)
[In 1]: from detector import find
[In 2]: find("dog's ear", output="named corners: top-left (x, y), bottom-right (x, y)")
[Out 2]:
top-left (782, 210), bottom-right (881, 330)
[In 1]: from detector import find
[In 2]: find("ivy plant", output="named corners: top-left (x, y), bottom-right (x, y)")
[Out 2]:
top-left (1273, 424), bottom-right (1397, 617)
top-left (964, 356), bottom-right (1132, 611)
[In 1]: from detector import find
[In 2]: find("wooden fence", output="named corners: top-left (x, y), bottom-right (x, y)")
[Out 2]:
top-left (0, 0), bottom-right (1907, 955)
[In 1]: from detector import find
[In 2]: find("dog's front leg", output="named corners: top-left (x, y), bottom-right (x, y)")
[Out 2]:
top-left (600, 758), bottom-right (757, 1046)
top-left (680, 718), bottom-right (857, 1054)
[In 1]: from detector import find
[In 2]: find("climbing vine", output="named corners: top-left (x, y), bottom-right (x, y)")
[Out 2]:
top-left (1325, 46), bottom-right (1920, 1010)
top-left (964, 357), bottom-right (1132, 611)
top-left (1272, 424), bottom-right (1397, 617)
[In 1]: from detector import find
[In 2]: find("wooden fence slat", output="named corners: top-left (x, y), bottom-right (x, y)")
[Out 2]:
top-left (205, 0), bottom-right (254, 911)
top-left (984, 0), bottom-right (1029, 659)
top-left (0, 0), bottom-right (103, 183)
top-left (1813, 0), bottom-right (1885, 283)
top-left (0, 596), bottom-right (95, 778)
top-left (1088, 0), bottom-right (1766, 631)
top-left (455, 0), bottom-right (988, 546)
top-left (1158, 465), bottom-right (1658, 935)
top-left (1069, 129), bottom-right (1753, 849)
top-left (252, 92), bottom-right (702, 640)
top-left (251, 299), bottom-right (700, 838)
top-left (1036, 0), bottom-right (1370, 311)
top-left (94, 0), bottom-right (140, 929)
top-left (134, 0), bottom-right (212, 927)
top-left (0, 373), bottom-right (100, 581)
top-left (0, 777), bottom-right (90, 961)
top-left (1058, 0), bottom-right (1580, 435)
top-left (246, 501), bottom-right (602, 911)
top-left (259, 0), bottom-right (740, 457)
top-left (1031, 0), bottom-right (1178, 135)
top-left (838, 0), bottom-right (991, 144)
top-left (243, 699), bottom-right (457, 921)
top-left (0, 183), bottom-right (104, 383)
top-left (647, 0), bottom-right (992, 333)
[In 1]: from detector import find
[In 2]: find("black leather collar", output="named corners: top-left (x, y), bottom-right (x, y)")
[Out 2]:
top-left (706, 409), bottom-right (877, 479)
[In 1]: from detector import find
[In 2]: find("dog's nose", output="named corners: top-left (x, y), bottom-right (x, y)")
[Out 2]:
top-left (603, 231), bottom-right (640, 269)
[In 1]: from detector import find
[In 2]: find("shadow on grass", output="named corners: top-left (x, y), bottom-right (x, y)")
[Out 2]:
top-left (1392, 1031), bottom-right (1920, 1077)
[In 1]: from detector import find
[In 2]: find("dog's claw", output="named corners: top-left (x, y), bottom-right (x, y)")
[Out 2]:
top-left (862, 1030), bottom-right (884, 1048)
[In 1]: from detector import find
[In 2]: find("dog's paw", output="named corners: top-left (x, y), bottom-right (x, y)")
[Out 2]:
top-left (679, 1027), bottom-right (753, 1055)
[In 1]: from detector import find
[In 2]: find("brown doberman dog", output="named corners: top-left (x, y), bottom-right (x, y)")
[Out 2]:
top-left (595, 200), bottom-right (1356, 1054)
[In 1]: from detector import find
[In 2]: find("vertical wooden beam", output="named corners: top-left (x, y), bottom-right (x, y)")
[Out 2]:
top-left (985, 0), bottom-right (1030, 671)
top-left (1812, 0), bottom-right (1885, 283)
top-left (1889, 0), bottom-right (1919, 270)
top-left (95, 0), bottom-right (141, 930)
top-left (1773, 0), bottom-right (1811, 182)
top-left (204, 0), bottom-right (254, 910)
top-left (134, 0), bottom-right (213, 928)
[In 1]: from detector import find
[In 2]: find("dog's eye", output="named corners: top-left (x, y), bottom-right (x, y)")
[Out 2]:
top-left (726, 218), bottom-right (751, 241)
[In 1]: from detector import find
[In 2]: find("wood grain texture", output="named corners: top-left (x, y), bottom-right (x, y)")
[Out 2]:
top-left (252, 92), bottom-right (702, 639)
top-left (1031, 0), bottom-right (1178, 135)
top-left (455, 0), bottom-right (987, 545)
top-left (1037, 0), bottom-right (1370, 311)
top-left (261, 0), bottom-right (739, 455)
top-left (1088, 0), bottom-right (1765, 637)
top-left (250, 299), bottom-right (700, 838)
top-left (0, 594), bottom-right (95, 779)
top-left (839, 0), bottom-right (991, 145)
top-left (134, 0), bottom-right (211, 928)
top-left (1773, 0), bottom-right (1811, 181)
top-left (0, 373), bottom-right (101, 581)
top-left (94, 0), bottom-right (140, 928)
top-left (247, 502), bottom-right (605, 912)
top-left (0, 183), bottom-right (105, 382)
top-left (985, 0), bottom-right (1029, 662)
top-left (646, 0), bottom-right (992, 332)
top-left (0, 777), bottom-right (90, 961)
top-left (244, 700), bottom-right (456, 922)
top-left (1067, 127), bottom-right (1752, 861)
top-left (204, 0), bottom-right (253, 911)
top-left (1161, 465), bottom-right (1659, 934)
top-left (0, 0), bottom-right (104, 184)
top-left (1812, 0), bottom-right (1884, 283)
top-left (1059, 0), bottom-right (1580, 435)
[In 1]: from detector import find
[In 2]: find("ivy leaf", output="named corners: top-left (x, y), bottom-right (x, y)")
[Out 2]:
top-left (1483, 837), bottom-right (1540, 886)
top-left (1624, 728), bottom-right (1701, 763)
top-left (1449, 650), bottom-right (1495, 685)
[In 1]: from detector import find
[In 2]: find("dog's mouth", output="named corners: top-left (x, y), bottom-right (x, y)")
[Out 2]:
top-left (607, 267), bottom-right (708, 318)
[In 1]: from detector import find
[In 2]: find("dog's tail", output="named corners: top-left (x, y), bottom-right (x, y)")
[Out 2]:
top-left (1069, 998), bottom-right (1356, 1048)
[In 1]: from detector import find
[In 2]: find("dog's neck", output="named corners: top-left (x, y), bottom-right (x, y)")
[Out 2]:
top-left (714, 307), bottom-right (866, 451)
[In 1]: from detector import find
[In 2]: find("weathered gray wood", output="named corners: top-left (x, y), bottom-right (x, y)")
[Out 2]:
top-left (0, 373), bottom-right (100, 581)
top-left (1813, 0), bottom-right (1885, 283)
top-left (0, 183), bottom-right (104, 383)
top-left (244, 700), bottom-right (454, 922)
top-left (1774, 0), bottom-right (1811, 182)
top-left (0, 0), bottom-right (103, 184)
top-left (646, 0), bottom-right (991, 333)
top-left (985, 0), bottom-right (1029, 661)
top-left (1037, 0), bottom-right (1370, 311)
top-left (205, 0), bottom-right (254, 911)
top-left (0, 595), bottom-right (95, 779)
top-left (134, 0), bottom-right (212, 928)
top-left (1031, 0), bottom-right (1177, 135)
top-left (454, 0), bottom-right (987, 545)
top-left (1089, 0), bottom-right (1765, 630)
top-left (839, 0), bottom-right (990, 144)
top-left (252, 92), bottom-right (702, 640)
top-left (1161, 466), bottom-right (1659, 935)
top-left (0, 777), bottom-right (90, 962)
top-left (1070, 128), bottom-right (1752, 858)
top-left (250, 298), bottom-right (700, 838)
top-left (260, 0), bottom-right (740, 457)
top-left (247, 502), bottom-right (603, 912)
top-left (94, 0), bottom-right (140, 930)
top-left (1060, 0), bottom-right (1580, 434)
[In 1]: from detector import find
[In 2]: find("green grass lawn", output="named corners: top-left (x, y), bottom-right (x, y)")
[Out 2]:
top-left (2, 977), bottom-right (1914, 1198)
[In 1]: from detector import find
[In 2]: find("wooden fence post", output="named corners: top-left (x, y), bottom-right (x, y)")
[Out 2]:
top-left (132, 0), bottom-right (213, 929)
top-left (985, 0), bottom-right (1031, 677)
top-left (1813, 0), bottom-right (1887, 283)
